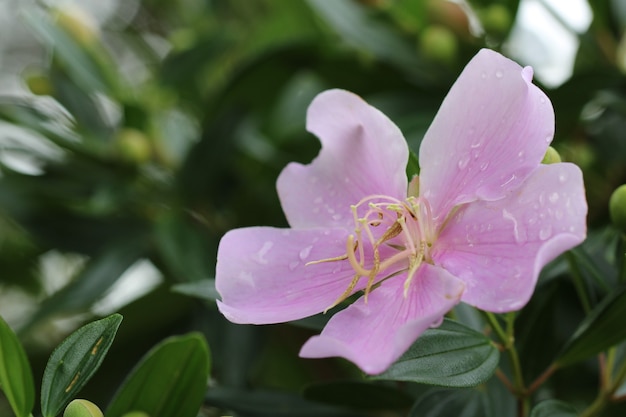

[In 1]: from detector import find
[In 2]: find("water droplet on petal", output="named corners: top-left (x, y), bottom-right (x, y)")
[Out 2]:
top-left (481, 72), bottom-right (487, 79)
top-left (479, 161), bottom-right (490, 171)
top-left (457, 156), bottom-right (470, 170)
top-left (559, 173), bottom-right (567, 183)
top-left (549, 192), bottom-right (559, 203)
top-left (332, 214), bottom-right (343, 221)
top-left (539, 225), bottom-right (552, 241)
top-left (256, 241), bottom-right (274, 264)
top-left (289, 261), bottom-right (299, 271)
top-left (299, 245), bottom-right (313, 260)
top-left (495, 70), bottom-right (503, 78)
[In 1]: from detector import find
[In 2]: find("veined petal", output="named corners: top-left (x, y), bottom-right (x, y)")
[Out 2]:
top-left (216, 227), bottom-right (361, 324)
top-left (419, 49), bottom-right (554, 221)
top-left (433, 163), bottom-right (587, 312)
top-left (277, 89), bottom-right (409, 230)
top-left (299, 264), bottom-right (465, 375)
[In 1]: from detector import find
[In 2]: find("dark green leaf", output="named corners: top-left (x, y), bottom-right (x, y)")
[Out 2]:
top-left (530, 400), bottom-right (578, 417)
top-left (303, 380), bottom-right (414, 411)
top-left (40, 314), bottom-right (123, 417)
top-left (106, 333), bottom-right (210, 417)
top-left (373, 319), bottom-right (499, 387)
top-left (0, 316), bottom-right (35, 417)
top-left (556, 284), bottom-right (626, 367)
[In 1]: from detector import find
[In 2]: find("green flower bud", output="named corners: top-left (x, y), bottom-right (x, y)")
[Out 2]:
top-left (420, 25), bottom-right (458, 65)
top-left (24, 71), bottom-right (53, 96)
top-left (116, 128), bottom-right (152, 164)
top-left (610, 185), bottom-right (626, 233)
top-left (63, 399), bottom-right (103, 417)
top-left (542, 146), bottom-right (562, 164)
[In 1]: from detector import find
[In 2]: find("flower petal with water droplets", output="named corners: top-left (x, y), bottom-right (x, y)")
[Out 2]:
top-left (433, 163), bottom-right (587, 312)
top-left (277, 89), bottom-right (409, 230)
top-left (299, 264), bottom-right (465, 374)
top-left (419, 49), bottom-right (554, 222)
top-left (216, 227), bottom-right (363, 324)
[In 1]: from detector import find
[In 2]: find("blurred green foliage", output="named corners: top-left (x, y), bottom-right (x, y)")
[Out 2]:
top-left (1, 0), bottom-right (626, 416)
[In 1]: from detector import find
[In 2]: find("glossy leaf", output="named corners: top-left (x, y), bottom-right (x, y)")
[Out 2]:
top-left (556, 284), bottom-right (626, 367)
top-left (106, 333), bottom-right (210, 417)
top-left (374, 319), bottom-right (499, 387)
top-left (41, 314), bottom-right (123, 417)
top-left (0, 316), bottom-right (35, 417)
top-left (530, 400), bottom-right (578, 417)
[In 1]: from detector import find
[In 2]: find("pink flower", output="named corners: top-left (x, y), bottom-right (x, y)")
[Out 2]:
top-left (215, 49), bottom-right (587, 374)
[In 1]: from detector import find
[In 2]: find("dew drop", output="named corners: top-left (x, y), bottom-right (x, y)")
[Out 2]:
top-left (545, 136), bottom-right (551, 143)
top-left (513, 266), bottom-right (522, 279)
top-left (332, 214), bottom-right (343, 221)
top-left (299, 245), bottom-right (313, 260)
top-left (470, 137), bottom-right (482, 148)
top-left (479, 161), bottom-right (490, 171)
top-left (549, 192), bottom-right (559, 203)
top-left (288, 261), bottom-right (300, 271)
top-left (559, 173), bottom-right (567, 183)
top-left (481, 72), bottom-right (487, 79)
top-left (457, 156), bottom-right (470, 170)
top-left (539, 226), bottom-right (552, 241)
top-left (540, 96), bottom-right (546, 104)
top-left (256, 241), bottom-right (274, 264)
top-left (495, 70), bottom-right (503, 78)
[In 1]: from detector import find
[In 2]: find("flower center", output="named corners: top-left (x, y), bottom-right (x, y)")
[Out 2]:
top-left (308, 193), bottom-right (436, 311)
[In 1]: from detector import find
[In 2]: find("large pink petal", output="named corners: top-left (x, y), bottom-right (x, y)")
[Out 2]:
top-left (277, 89), bottom-right (408, 230)
top-left (432, 163), bottom-right (587, 312)
top-left (419, 49), bottom-right (554, 221)
top-left (299, 264), bottom-right (465, 374)
top-left (216, 227), bottom-right (363, 324)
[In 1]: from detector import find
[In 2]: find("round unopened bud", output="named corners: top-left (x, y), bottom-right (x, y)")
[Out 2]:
top-left (420, 25), bottom-right (458, 64)
top-left (610, 185), bottom-right (626, 233)
top-left (542, 146), bottom-right (562, 164)
top-left (116, 128), bottom-right (152, 164)
top-left (24, 71), bottom-right (53, 96)
top-left (64, 399), bottom-right (103, 417)
top-left (121, 412), bottom-right (150, 417)
top-left (479, 4), bottom-right (512, 36)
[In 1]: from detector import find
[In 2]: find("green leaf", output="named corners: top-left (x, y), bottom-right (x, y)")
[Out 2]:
top-left (171, 279), bottom-right (219, 301)
top-left (530, 400), bottom-right (578, 417)
top-left (106, 333), bottom-right (210, 417)
top-left (373, 319), bottom-right (499, 387)
top-left (41, 314), bottom-right (123, 417)
top-left (0, 316), bottom-right (35, 417)
top-left (556, 284), bottom-right (626, 367)
top-left (406, 148), bottom-right (420, 180)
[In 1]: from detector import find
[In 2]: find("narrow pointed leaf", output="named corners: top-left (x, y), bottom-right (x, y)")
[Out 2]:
top-left (373, 319), bottom-right (499, 387)
top-left (556, 284), bottom-right (626, 367)
top-left (0, 316), bottom-right (35, 417)
top-left (106, 333), bottom-right (210, 417)
top-left (530, 400), bottom-right (578, 417)
top-left (40, 314), bottom-right (123, 417)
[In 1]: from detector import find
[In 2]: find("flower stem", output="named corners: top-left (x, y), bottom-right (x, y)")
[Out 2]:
top-left (484, 312), bottom-right (526, 396)
top-left (566, 251), bottom-right (592, 314)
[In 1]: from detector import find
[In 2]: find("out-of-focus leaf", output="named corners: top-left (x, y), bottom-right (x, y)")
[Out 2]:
top-left (406, 148), bottom-right (420, 180)
top-left (305, 0), bottom-right (433, 82)
top-left (22, 9), bottom-right (119, 96)
top-left (556, 284), bottom-right (626, 367)
top-left (373, 319), bottom-right (499, 387)
top-left (26, 237), bottom-right (147, 328)
top-left (530, 400), bottom-right (578, 417)
top-left (106, 333), bottom-right (210, 417)
top-left (40, 314), bottom-right (123, 417)
top-left (205, 387), bottom-right (363, 417)
top-left (171, 279), bottom-right (219, 301)
top-left (303, 381), bottom-right (414, 411)
top-left (0, 316), bottom-right (35, 417)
